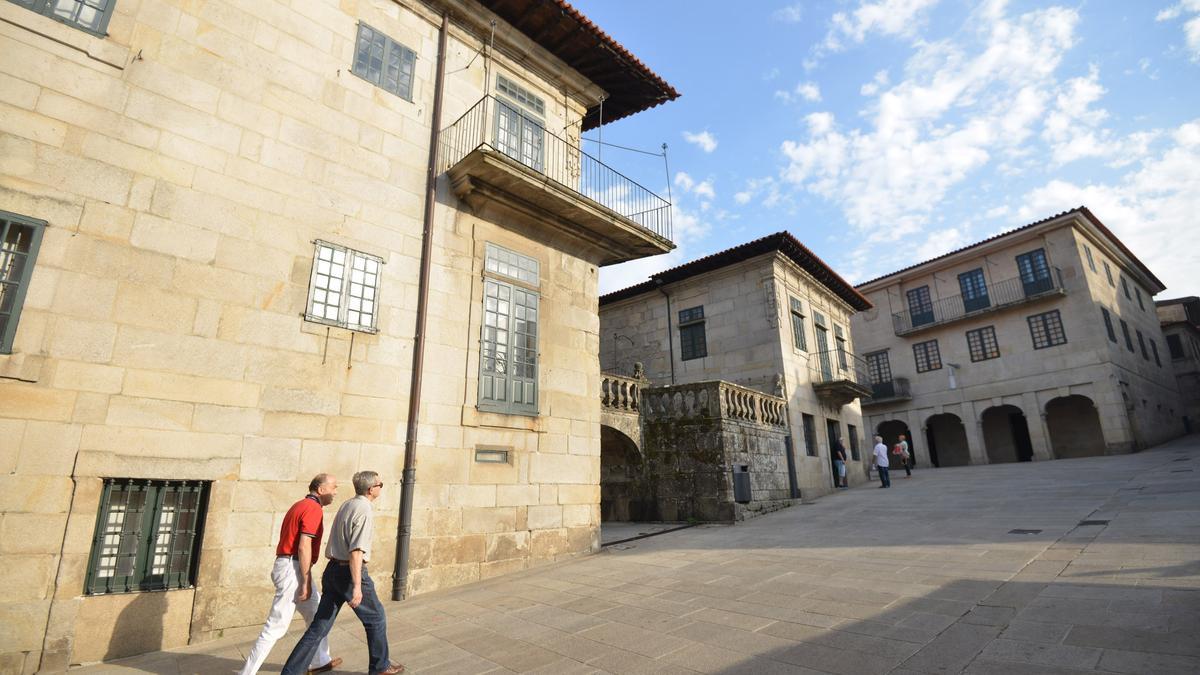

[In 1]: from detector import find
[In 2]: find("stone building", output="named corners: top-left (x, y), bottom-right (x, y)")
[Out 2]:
top-left (852, 207), bottom-right (1183, 468)
top-left (0, 0), bottom-right (677, 669)
top-left (1156, 296), bottom-right (1200, 432)
top-left (598, 232), bottom-right (875, 513)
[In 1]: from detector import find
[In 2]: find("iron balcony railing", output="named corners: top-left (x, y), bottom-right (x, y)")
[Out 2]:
top-left (865, 377), bottom-right (912, 404)
top-left (808, 348), bottom-right (873, 390)
top-left (892, 267), bottom-right (1065, 335)
top-left (437, 95), bottom-right (672, 242)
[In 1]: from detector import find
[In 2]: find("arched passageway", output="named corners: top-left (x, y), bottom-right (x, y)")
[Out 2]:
top-left (981, 405), bottom-right (1034, 463)
top-left (1045, 395), bottom-right (1106, 459)
top-left (600, 425), bottom-right (643, 522)
top-left (877, 420), bottom-right (919, 467)
top-left (926, 413), bottom-right (970, 467)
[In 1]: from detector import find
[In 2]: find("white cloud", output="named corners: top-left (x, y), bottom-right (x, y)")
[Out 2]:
top-left (860, 69), bottom-right (890, 96)
top-left (692, 180), bottom-right (716, 201)
top-left (734, 191), bottom-right (752, 204)
top-left (775, 81), bottom-right (824, 104)
top-left (984, 205), bottom-right (1010, 218)
top-left (1157, 1), bottom-right (1200, 61)
top-left (822, 0), bottom-right (942, 52)
top-left (682, 130), bottom-right (718, 153)
top-left (914, 227), bottom-right (972, 260)
top-left (599, 183), bottom-right (716, 294)
top-left (674, 171), bottom-right (695, 192)
top-left (773, 4), bottom-right (804, 23)
top-left (1018, 119), bottom-right (1200, 295)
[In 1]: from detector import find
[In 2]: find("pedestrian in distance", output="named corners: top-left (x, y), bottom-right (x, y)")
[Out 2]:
top-left (832, 437), bottom-right (849, 488)
top-left (872, 435), bottom-right (891, 488)
top-left (240, 474), bottom-right (342, 675)
top-left (281, 471), bottom-right (403, 675)
top-left (899, 434), bottom-right (912, 478)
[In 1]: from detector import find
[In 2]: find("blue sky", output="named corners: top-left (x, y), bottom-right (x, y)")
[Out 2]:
top-left (573, 0), bottom-right (1200, 299)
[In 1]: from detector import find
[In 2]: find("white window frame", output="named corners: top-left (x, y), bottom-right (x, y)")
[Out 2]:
top-left (304, 240), bottom-right (384, 334)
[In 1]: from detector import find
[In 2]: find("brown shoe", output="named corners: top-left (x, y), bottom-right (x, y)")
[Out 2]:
top-left (308, 657), bottom-right (342, 674)
top-left (375, 664), bottom-right (405, 675)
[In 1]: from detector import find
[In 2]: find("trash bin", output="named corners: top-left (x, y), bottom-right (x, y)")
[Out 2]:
top-left (732, 464), bottom-right (751, 504)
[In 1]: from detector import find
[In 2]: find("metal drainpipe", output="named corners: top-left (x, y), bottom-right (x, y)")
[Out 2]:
top-left (393, 11), bottom-right (448, 602)
top-left (655, 279), bottom-right (676, 384)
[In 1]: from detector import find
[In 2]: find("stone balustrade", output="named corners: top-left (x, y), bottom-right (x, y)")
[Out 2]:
top-left (641, 380), bottom-right (787, 429)
top-left (601, 372), bottom-right (643, 413)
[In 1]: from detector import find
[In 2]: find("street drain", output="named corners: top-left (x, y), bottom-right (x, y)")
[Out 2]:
top-left (1078, 520), bottom-right (1110, 526)
top-left (1008, 529), bottom-right (1042, 535)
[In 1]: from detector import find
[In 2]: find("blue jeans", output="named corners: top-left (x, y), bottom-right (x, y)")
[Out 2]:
top-left (281, 561), bottom-right (389, 674)
top-left (877, 466), bottom-right (891, 487)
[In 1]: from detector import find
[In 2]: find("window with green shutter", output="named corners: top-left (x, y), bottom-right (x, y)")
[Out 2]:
top-left (351, 23), bottom-right (417, 101)
top-left (85, 479), bottom-right (210, 595)
top-left (478, 244), bottom-right (539, 416)
top-left (0, 211), bottom-right (46, 354)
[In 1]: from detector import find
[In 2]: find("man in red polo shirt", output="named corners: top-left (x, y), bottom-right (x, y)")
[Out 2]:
top-left (240, 474), bottom-right (342, 675)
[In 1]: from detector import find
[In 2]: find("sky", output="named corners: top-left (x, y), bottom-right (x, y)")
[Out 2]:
top-left (570, 0), bottom-right (1200, 300)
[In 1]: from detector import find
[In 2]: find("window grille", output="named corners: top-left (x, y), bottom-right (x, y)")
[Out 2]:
top-left (1101, 307), bottom-right (1117, 343)
top-left (789, 297), bottom-right (807, 351)
top-left (802, 413), bottom-right (817, 457)
top-left (958, 268), bottom-right (989, 312)
top-left (866, 351), bottom-right (891, 383)
top-left (678, 306), bottom-right (706, 361)
top-left (907, 286), bottom-right (933, 327)
top-left (834, 325), bottom-right (848, 369)
top-left (496, 74), bottom-right (545, 116)
top-left (913, 340), bottom-right (942, 372)
top-left (1016, 249), bottom-right (1053, 295)
top-left (966, 326), bottom-right (1000, 362)
top-left (0, 211), bottom-right (45, 353)
top-left (305, 241), bottom-right (383, 333)
top-left (1028, 310), bottom-right (1067, 349)
top-left (351, 23), bottom-right (416, 100)
top-left (484, 243), bottom-right (539, 287)
top-left (86, 479), bottom-right (209, 594)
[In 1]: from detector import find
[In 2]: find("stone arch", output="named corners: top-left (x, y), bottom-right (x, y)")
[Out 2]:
top-left (925, 413), bottom-right (970, 467)
top-left (876, 419), bottom-right (919, 467)
top-left (601, 424), bottom-right (643, 522)
top-left (1045, 395), bottom-right (1105, 459)
top-left (980, 405), bottom-right (1034, 463)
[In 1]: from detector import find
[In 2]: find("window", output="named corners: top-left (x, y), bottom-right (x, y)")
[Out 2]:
top-left (1084, 244), bottom-right (1096, 273)
top-left (1167, 334), bottom-right (1185, 359)
top-left (1, 211), bottom-right (46, 354)
top-left (966, 326), bottom-right (1000, 362)
top-left (1150, 339), bottom-right (1161, 367)
top-left (834, 325), bottom-right (848, 370)
top-left (802, 413), bottom-right (817, 457)
top-left (351, 23), bottom-right (416, 100)
top-left (1103, 261), bottom-right (1115, 286)
top-left (1101, 307), bottom-right (1117, 343)
top-left (305, 241), bottom-right (383, 333)
top-left (86, 479), bottom-right (209, 594)
top-left (866, 351), bottom-right (891, 383)
top-left (1135, 286), bottom-right (1145, 311)
top-left (479, 244), bottom-right (539, 415)
top-left (913, 340), bottom-right (942, 372)
top-left (789, 297), bottom-right (807, 351)
top-left (907, 286), bottom-right (934, 327)
top-left (1016, 249), bottom-right (1053, 296)
top-left (7, 0), bottom-right (116, 35)
top-left (1028, 310), bottom-right (1067, 349)
top-left (1120, 319), bottom-right (1134, 352)
top-left (678, 306), bottom-right (706, 361)
top-left (474, 448), bottom-right (509, 464)
top-left (847, 424), bottom-right (860, 460)
top-left (958, 268), bottom-right (990, 312)
top-left (1137, 330), bottom-right (1148, 360)
top-left (496, 75), bottom-right (545, 116)
top-left (1121, 277), bottom-right (1131, 300)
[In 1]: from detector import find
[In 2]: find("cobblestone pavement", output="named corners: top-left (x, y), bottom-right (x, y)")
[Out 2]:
top-left (81, 436), bottom-right (1200, 674)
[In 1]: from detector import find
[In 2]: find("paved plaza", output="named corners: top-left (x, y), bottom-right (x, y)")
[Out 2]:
top-left (84, 436), bottom-right (1200, 674)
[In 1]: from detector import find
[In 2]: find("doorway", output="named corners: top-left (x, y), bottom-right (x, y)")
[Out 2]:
top-left (826, 418), bottom-right (842, 488)
top-left (981, 405), bottom-right (1033, 463)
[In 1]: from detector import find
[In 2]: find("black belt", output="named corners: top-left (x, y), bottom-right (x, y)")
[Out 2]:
top-left (330, 559), bottom-right (367, 566)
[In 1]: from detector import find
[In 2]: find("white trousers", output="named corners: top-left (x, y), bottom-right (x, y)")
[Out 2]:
top-left (240, 557), bottom-right (332, 675)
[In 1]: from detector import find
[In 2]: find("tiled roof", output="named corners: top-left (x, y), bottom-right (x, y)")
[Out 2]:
top-left (855, 207), bottom-right (1166, 291)
top-left (600, 231), bottom-right (873, 311)
top-left (476, 0), bottom-right (680, 129)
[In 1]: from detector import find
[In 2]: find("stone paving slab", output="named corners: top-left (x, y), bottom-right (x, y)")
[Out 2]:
top-left (76, 435), bottom-right (1200, 674)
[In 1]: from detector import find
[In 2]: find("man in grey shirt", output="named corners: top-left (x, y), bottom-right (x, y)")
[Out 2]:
top-left (281, 471), bottom-right (403, 675)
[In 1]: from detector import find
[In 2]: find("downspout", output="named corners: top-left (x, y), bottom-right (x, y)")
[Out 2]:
top-left (393, 11), bottom-right (448, 602)
top-left (655, 279), bottom-right (676, 384)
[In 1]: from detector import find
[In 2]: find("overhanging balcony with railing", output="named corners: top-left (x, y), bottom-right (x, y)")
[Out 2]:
top-left (809, 349), bottom-right (873, 408)
top-left (863, 377), bottom-right (912, 407)
top-left (437, 96), bottom-right (674, 265)
top-left (893, 268), bottom-right (1066, 336)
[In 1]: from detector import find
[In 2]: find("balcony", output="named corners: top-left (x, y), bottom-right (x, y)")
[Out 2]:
top-left (862, 378), bottom-right (912, 407)
top-left (809, 349), bottom-right (873, 408)
top-left (892, 267), bottom-right (1066, 335)
top-left (438, 96), bottom-right (674, 265)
